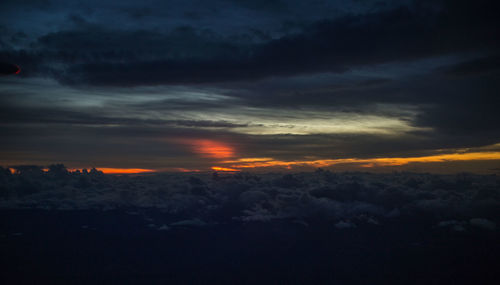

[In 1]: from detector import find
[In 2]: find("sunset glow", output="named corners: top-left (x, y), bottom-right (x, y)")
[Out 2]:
top-left (211, 166), bottom-right (240, 172)
top-left (176, 168), bottom-right (201, 173)
top-left (221, 157), bottom-right (274, 163)
top-left (189, 139), bottom-right (235, 159)
top-left (94, 168), bottom-right (155, 174)
top-left (221, 152), bottom-right (500, 170)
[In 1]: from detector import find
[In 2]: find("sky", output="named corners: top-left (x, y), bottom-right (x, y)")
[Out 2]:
top-left (0, 0), bottom-right (499, 173)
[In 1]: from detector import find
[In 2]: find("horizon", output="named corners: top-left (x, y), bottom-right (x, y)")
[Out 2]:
top-left (4, 147), bottom-right (500, 174)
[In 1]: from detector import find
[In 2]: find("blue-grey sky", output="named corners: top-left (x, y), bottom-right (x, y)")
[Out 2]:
top-left (1, 0), bottom-right (499, 172)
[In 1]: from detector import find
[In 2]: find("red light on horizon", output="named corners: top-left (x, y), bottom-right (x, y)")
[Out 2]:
top-left (176, 168), bottom-right (201, 173)
top-left (97, 168), bottom-right (154, 174)
top-left (211, 166), bottom-right (240, 172)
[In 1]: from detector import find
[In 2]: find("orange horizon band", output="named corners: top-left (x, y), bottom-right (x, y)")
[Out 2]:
top-left (223, 151), bottom-right (500, 169)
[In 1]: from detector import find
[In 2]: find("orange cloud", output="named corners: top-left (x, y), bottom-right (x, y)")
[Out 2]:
top-left (188, 139), bottom-right (235, 159)
top-left (176, 168), bottom-right (201, 173)
top-left (211, 166), bottom-right (240, 172)
top-left (93, 168), bottom-right (155, 174)
top-left (223, 151), bottom-right (500, 170)
top-left (221, 157), bottom-right (273, 163)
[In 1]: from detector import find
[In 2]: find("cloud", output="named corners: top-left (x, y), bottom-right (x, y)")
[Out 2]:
top-left (469, 218), bottom-right (497, 231)
top-left (3, 0), bottom-right (498, 86)
top-left (335, 220), bottom-right (357, 229)
top-left (437, 220), bottom-right (467, 231)
top-left (170, 218), bottom-right (208, 227)
top-left (441, 55), bottom-right (500, 76)
top-left (2, 169), bottom-right (499, 231)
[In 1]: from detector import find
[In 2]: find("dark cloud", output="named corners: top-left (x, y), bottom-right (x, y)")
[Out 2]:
top-left (4, 0), bottom-right (497, 86)
top-left (0, 103), bottom-right (248, 128)
top-left (413, 72), bottom-right (500, 134)
top-left (1, 170), bottom-right (499, 284)
top-left (0, 0), bottom-right (53, 10)
top-left (1, 170), bottom-right (499, 227)
top-left (441, 55), bottom-right (500, 76)
top-left (222, 0), bottom-right (288, 13)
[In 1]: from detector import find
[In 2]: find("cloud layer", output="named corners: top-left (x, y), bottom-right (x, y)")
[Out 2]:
top-left (1, 168), bottom-right (499, 232)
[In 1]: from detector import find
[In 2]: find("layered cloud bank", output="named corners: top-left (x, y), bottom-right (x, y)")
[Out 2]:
top-left (1, 166), bottom-right (498, 231)
top-left (1, 0), bottom-right (500, 171)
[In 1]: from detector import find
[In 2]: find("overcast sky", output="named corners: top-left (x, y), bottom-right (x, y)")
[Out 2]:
top-left (1, 0), bottom-right (499, 173)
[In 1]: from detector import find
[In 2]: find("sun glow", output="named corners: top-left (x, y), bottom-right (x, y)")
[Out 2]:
top-left (176, 168), bottom-right (201, 173)
top-left (219, 151), bottom-right (500, 170)
top-left (92, 168), bottom-right (155, 174)
top-left (188, 139), bottom-right (235, 159)
top-left (211, 166), bottom-right (240, 172)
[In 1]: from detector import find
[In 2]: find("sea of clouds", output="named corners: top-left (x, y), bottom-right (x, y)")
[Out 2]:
top-left (1, 166), bottom-right (499, 231)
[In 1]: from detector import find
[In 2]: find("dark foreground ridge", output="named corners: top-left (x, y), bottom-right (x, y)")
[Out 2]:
top-left (1, 166), bottom-right (499, 284)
